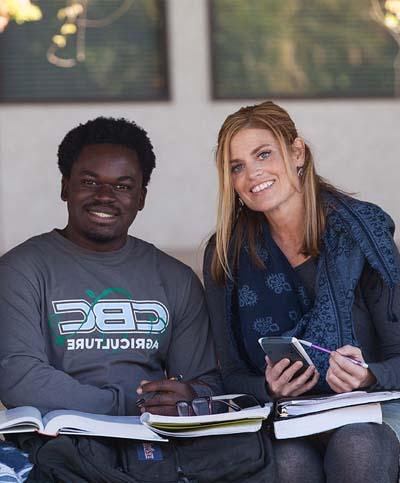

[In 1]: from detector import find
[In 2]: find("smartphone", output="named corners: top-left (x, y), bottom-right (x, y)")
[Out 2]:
top-left (258, 336), bottom-right (313, 376)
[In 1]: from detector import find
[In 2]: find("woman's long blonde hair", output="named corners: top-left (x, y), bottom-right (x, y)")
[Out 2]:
top-left (212, 100), bottom-right (337, 284)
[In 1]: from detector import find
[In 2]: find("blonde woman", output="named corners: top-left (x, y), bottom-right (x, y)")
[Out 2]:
top-left (203, 101), bottom-right (400, 483)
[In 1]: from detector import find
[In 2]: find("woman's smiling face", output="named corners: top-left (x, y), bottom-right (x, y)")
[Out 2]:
top-left (229, 128), bottom-right (304, 216)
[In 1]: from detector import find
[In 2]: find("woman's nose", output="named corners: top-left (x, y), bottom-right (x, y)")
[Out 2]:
top-left (248, 163), bottom-right (263, 179)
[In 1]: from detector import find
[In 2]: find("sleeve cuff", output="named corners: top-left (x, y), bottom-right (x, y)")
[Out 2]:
top-left (189, 382), bottom-right (214, 398)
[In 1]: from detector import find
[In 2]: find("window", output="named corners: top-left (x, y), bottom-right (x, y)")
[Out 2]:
top-left (210, 0), bottom-right (398, 99)
top-left (0, 0), bottom-right (169, 102)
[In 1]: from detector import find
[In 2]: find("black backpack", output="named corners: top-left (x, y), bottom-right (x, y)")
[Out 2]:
top-left (18, 427), bottom-right (276, 483)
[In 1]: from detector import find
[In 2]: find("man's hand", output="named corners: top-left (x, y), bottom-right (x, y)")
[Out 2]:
top-left (265, 356), bottom-right (319, 398)
top-left (136, 379), bottom-right (196, 415)
top-left (326, 345), bottom-right (376, 393)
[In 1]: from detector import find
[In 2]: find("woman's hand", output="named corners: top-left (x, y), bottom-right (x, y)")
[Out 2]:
top-left (136, 379), bottom-right (196, 415)
top-left (326, 345), bottom-right (376, 393)
top-left (265, 356), bottom-right (319, 398)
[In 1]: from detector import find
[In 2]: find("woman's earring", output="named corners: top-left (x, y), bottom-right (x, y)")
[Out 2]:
top-left (234, 197), bottom-right (244, 225)
top-left (297, 166), bottom-right (304, 177)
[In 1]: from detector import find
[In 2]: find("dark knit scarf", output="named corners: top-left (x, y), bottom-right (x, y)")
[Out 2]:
top-left (226, 193), bottom-right (400, 392)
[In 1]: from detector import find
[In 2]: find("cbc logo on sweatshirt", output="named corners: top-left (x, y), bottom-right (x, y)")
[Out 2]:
top-left (52, 299), bottom-right (169, 335)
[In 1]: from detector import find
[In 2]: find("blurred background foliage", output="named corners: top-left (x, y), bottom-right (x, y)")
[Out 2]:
top-left (0, 0), bottom-right (168, 101)
top-left (0, 0), bottom-right (42, 32)
top-left (211, 0), bottom-right (398, 98)
top-left (1, 0), bottom-right (398, 101)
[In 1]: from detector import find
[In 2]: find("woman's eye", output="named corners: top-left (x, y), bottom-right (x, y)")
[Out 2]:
top-left (259, 151), bottom-right (271, 160)
top-left (231, 164), bottom-right (243, 174)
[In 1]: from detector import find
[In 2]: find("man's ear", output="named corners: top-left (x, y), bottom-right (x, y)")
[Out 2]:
top-left (61, 176), bottom-right (68, 201)
top-left (138, 188), bottom-right (147, 211)
top-left (291, 137), bottom-right (305, 167)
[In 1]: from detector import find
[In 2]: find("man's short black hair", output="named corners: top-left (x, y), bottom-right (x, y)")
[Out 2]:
top-left (58, 117), bottom-right (156, 187)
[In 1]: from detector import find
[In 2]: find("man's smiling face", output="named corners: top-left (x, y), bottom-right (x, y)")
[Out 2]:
top-left (61, 143), bottom-right (146, 251)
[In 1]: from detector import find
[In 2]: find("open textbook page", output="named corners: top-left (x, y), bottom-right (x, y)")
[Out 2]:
top-left (0, 406), bottom-right (44, 433)
top-left (0, 407), bottom-right (166, 441)
top-left (43, 410), bottom-right (166, 441)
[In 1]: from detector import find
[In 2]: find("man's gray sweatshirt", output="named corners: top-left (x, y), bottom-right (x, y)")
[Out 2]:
top-left (0, 231), bottom-right (221, 415)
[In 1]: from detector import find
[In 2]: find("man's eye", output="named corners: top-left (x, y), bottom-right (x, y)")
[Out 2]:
top-left (259, 151), bottom-right (271, 160)
top-left (114, 184), bottom-right (131, 191)
top-left (231, 164), bottom-right (243, 174)
top-left (81, 179), bottom-right (97, 186)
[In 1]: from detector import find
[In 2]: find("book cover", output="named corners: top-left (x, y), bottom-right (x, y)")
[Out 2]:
top-left (274, 403), bottom-right (382, 439)
top-left (276, 390), bottom-right (400, 418)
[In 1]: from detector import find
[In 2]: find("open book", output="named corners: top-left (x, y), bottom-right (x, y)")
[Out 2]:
top-left (0, 395), bottom-right (272, 441)
top-left (274, 403), bottom-right (382, 439)
top-left (276, 390), bottom-right (400, 418)
top-left (0, 406), bottom-right (166, 441)
top-left (273, 390), bottom-right (400, 439)
top-left (141, 403), bottom-right (272, 438)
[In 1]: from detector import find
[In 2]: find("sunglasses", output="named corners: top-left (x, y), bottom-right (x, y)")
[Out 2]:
top-left (176, 394), bottom-right (260, 416)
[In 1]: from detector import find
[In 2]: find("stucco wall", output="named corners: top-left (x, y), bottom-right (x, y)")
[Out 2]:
top-left (0, 0), bottom-right (399, 274)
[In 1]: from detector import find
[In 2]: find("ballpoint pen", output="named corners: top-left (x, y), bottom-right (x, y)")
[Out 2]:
top-left (136, 374), bottom-right (183, 407)
top-left (298, 339), bottom-right (369, 369)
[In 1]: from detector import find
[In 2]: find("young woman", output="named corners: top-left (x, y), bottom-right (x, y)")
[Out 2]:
top-left (203, 101), bottom-right (400, 483)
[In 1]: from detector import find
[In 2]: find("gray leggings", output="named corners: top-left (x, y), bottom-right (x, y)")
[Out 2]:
top-left (273, 423), bottom-right (399, 483)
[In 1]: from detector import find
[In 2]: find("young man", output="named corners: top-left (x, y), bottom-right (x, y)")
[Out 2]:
top-left (0, 118), bottom-right (221, 480)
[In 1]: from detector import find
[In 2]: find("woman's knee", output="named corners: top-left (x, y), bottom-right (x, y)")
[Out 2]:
top-left (327, 423), bottom-right (398, 459)
top-left (273, 439), bottom-right (324, 483)
top-left (325, 423), bottom-right (399, 483)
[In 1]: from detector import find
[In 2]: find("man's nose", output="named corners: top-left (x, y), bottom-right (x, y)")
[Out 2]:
top-left (93, 183), bottom-right (116, 200)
